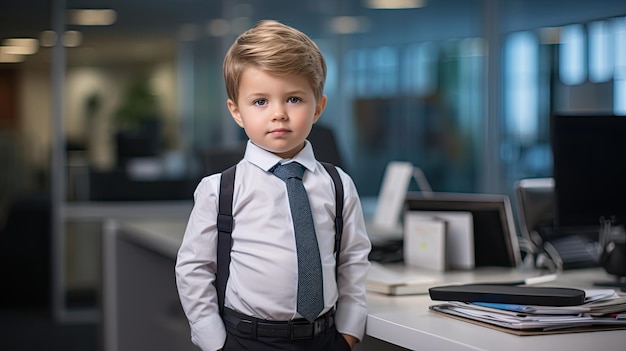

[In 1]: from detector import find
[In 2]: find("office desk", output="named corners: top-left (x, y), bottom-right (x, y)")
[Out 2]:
top-left (57, 201), bottom-right (193, 323)
top-left (364, 268), bottom-right (625, 351)
top-left (103, 220), bottom-right (626, 351)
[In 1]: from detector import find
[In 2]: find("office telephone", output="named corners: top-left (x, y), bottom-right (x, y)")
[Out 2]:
top-left (535, 225), bottom-right (599, 271)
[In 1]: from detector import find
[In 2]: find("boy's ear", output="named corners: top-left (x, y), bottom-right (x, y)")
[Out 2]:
top-left (227, 99), bottom-right (245, 128)
top-left (313, 95), bottom-right (328, 123)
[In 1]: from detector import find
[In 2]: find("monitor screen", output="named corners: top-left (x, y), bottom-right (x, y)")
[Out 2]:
top-left (551, 114), bottom-right (626, 229)
top-left (404, 192), bottom-right (520, 267)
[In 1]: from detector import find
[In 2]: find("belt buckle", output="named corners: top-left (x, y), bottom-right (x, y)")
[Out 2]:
top-left (289, 320), bottom-right (313, 340)
top-left (312, 318), bottom-right (326, 336)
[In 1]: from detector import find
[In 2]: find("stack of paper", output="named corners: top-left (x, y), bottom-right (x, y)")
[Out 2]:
top-left (429, 289), bottom-right (626, 334)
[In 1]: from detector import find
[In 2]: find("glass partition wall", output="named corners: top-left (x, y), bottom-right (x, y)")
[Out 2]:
top-left (2, 0), bottom-right (626, 323)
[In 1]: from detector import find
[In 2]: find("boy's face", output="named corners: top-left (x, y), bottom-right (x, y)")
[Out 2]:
top-left (227, 66), bottom-right (327, 159)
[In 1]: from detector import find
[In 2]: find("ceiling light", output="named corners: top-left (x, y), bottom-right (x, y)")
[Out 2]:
top-left (207, 19), bottom-right (231, 37)
top-left (63, 31), bottom-right (83, 47)
top-left (1, 38), bottom-right (39, 55)
top-left (40, 31), bottom-right (58, 47)
top-left (0, 51), bottom-right (26, 63)
top-left (3, 38), bottom-right (39, 49)
top-left (329, 16), bottom-right (370, 34)
top-left (231, 17), bottom-right (251, 35)
top-left (67, 9), bottom-right (117, 26)
top-left (364, 0), bottom-right (426, 9)
top-left (1, 46), bottom-right (38, 55)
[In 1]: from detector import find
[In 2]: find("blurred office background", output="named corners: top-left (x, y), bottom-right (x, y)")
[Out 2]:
top-left (1, 0), bottom-right (625, 349)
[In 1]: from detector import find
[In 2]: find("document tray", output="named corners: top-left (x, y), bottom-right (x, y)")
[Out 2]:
top-left (429, 284), bottom-right (585, 306)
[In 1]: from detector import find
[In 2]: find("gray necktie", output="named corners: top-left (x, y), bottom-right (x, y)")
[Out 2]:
top-left (272, 162), bottom-right (324, 323)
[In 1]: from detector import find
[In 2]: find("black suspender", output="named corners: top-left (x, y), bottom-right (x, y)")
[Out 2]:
top-left (320, 162), bottom-right (344, 279)
top-left (216, 165), bottom-right (236, 316)
top-left (215, 162), bottom-right (344, 315)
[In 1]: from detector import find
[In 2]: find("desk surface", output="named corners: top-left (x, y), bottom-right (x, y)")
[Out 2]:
top-left (65, 201), bottom-right (193, 220)
top-left (116, 220), bottom-right (626, 351)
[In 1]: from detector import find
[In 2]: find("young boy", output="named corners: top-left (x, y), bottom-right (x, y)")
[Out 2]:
top-left (175, 20), bottom-right (371, 351)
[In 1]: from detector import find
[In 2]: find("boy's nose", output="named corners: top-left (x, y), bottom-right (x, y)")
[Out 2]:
top-left (273, 105), bottom-right (287, 119)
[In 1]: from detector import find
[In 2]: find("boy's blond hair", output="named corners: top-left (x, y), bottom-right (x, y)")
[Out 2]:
top-left (223, 20), bottom-right (327, 104)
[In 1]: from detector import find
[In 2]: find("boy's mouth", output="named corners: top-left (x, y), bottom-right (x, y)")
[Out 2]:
top-left (269, 128), bottom-right (290, 136)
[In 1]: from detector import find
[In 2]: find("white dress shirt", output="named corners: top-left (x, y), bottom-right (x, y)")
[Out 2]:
top-left (175, 140), bottom-right (371, 351)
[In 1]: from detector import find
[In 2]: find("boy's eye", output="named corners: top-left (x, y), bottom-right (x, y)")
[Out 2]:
top-left (287, 96), bottom-right (301, 103)
top-left (254, 99), bottom-right (267, 106)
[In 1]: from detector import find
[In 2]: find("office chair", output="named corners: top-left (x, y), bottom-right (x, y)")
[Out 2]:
top-left (308, 124), bottom-right (345, 171)
top-left (201, 144), bottom-right (247, 176)
top-left (0, 194), bottom-right (51, 310)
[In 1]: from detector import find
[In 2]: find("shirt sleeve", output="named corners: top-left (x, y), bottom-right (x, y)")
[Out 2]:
top-left (175, 174), bottom-right (226, 351)
top-left (333, 169), bottom-right (372, 341)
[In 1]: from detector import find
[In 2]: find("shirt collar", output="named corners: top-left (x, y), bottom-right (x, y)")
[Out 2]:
top-left (244, 140), bottom-right (317, 173)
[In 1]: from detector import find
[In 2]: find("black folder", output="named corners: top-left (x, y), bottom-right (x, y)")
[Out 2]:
top-left (429, 284), bottom-right (586, 306)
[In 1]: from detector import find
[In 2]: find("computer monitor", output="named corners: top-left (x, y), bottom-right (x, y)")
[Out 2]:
top-left (550, 114), bottom-right (626, 230)
top-left (404, 192), bottom-right (521, 267)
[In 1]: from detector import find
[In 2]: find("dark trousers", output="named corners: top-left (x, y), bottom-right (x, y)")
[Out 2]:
top-left (223, 308), bottom-right (351, 351)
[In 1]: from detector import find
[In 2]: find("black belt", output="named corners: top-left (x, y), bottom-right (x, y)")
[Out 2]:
top-left (223, 307), bottom-right (335, 340)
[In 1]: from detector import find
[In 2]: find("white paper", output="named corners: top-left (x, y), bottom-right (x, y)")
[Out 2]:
top-left (408, 211), bottom-right (474, 270)
top-left (404, 213), bottom-right (447, 271)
